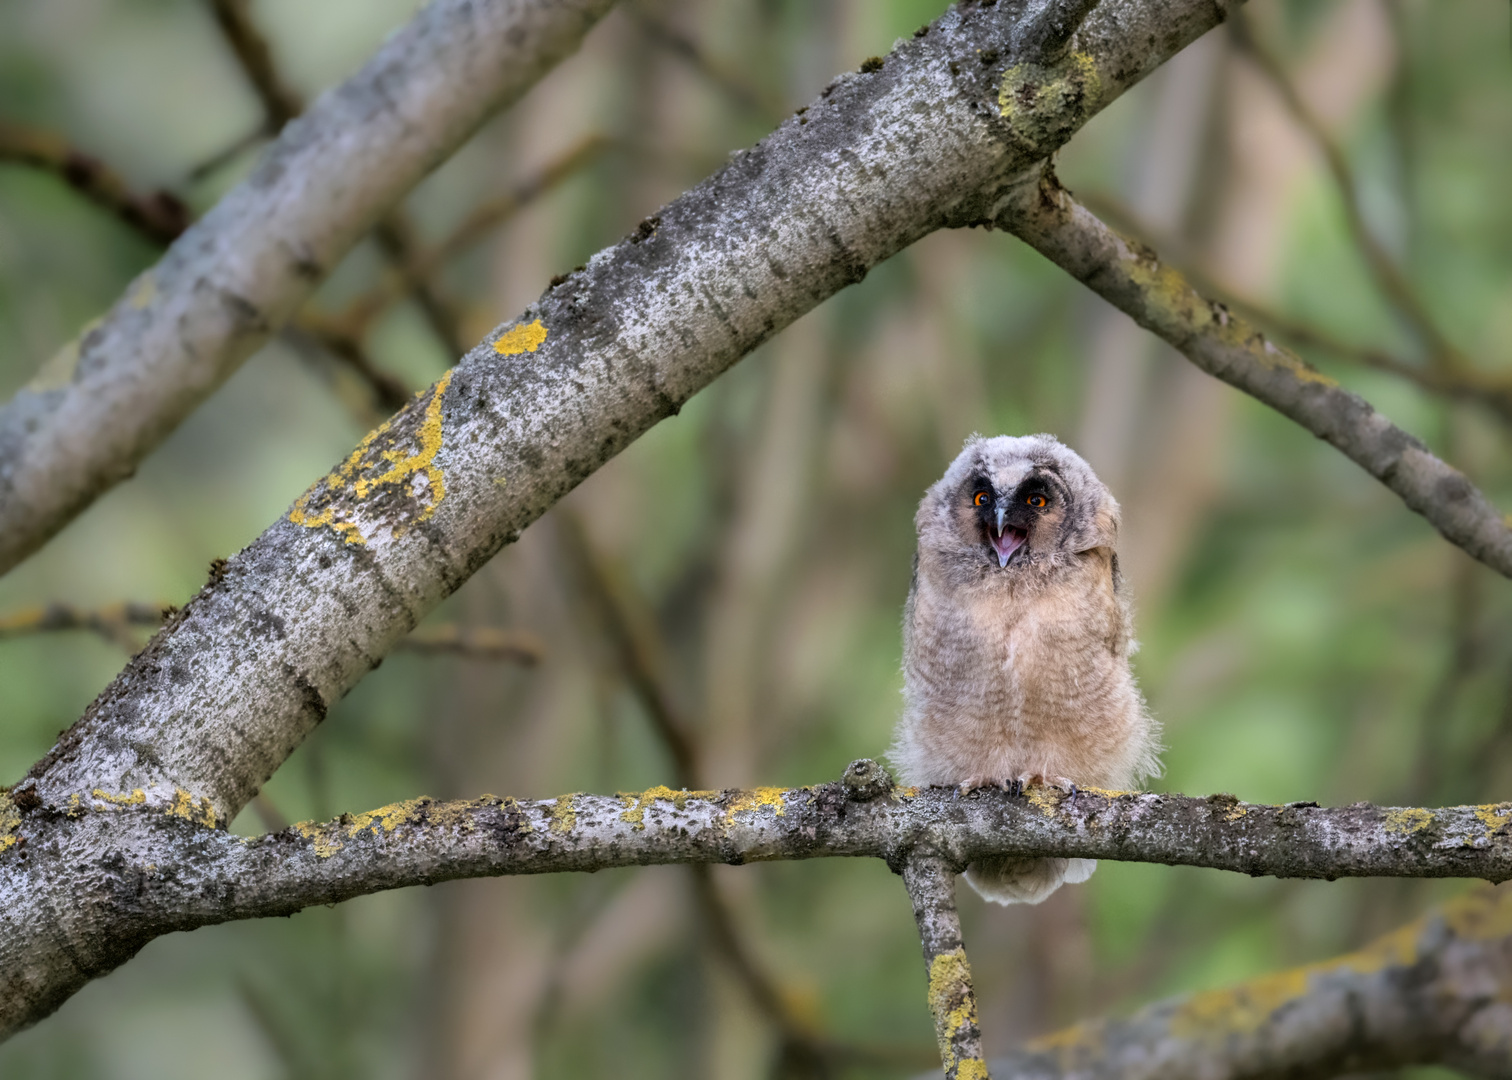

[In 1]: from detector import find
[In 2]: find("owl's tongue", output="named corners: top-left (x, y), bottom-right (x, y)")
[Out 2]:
top-left (991, 526), bottom-right (1026, 568)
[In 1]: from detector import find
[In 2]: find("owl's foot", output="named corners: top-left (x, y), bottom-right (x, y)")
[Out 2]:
top-left (957, 776), bottom-right (1014, 797)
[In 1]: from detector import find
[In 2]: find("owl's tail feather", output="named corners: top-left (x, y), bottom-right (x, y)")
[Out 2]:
top-left (964, 856), bottom-right (1097, 905)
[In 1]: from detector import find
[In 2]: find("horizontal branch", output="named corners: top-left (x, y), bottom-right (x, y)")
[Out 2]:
top-left (981, 887), bottom-right (1512, 1080)
top-left (990, 164), bottom-right (1512, 579)
top-left (7, 769), bottom-right (1512, 1033)
top-left (0, 0), bottom-right (617, 574)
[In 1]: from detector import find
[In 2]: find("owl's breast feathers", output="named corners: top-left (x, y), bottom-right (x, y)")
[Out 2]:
top-left (896, 545), bottom-right (1150, 789)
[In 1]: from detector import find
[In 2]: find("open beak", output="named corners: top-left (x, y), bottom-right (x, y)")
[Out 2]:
top-left (990, 507), bottom-right (1026, 567)
top-left (990, 527), bottom-right (1026, 567)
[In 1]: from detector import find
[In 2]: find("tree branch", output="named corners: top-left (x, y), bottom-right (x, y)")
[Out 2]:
top-left (0, 0), bottom-right (618, 574)
top-left (904, 855), bottom-right (989, 1080)
top-left (0, 120), bottom-right (189, 245)
top-left (2, 0), bottom-right (1243, 1035)
top-left (1229, 12), bottom-right (1464, 374)
top-left (1077, 188), bottom-right (1512, 423)
top-left (0, 603), bottom-right (541, 663)
top-left (206, 0), bottom-right (303, 132)
top-left (977, 886), bottom-right (1512, 1080)
top-left (8, 776), bottom-right (1512, 1036)
top-left (988, 164), bottom-right (1512, 579)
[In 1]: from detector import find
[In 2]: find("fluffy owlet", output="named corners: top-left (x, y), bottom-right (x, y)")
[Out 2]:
top-left (891, 434), bottom-right (1160, 905)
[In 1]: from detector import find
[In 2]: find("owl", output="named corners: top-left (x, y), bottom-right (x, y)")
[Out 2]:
top-left (891, 434), bottom-right (1160, 905)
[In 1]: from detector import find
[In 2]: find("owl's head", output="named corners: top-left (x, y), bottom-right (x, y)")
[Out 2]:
top-left (916, 434), bottom-right (1119, 576)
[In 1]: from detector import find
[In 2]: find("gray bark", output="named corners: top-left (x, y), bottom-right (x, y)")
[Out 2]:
top-left (5, 775), bottom-right (1512, 1036)
top-left (991, 164), bottom-right (1512, 578)
top-left (16, 0), bottom-right (1241, 831)
top-left (977, 887), bottom-right (1512, 1079)
top-left (0, 0), bottom-right (617, 575)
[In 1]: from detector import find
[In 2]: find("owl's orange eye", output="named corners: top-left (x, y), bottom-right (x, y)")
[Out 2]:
top-left (973, 492), bottom-right (990, 507)
top-left (1026, 494), bottom-right (1047, 508)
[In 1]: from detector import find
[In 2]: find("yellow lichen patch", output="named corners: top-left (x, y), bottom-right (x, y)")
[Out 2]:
top-left (1169, 966), bottom-right (1311, 1039)
top-left (1384, 807), bottom-right (1434, 835)
top-left (166, 788), bottom-right (218, 828)
top-left (1473, 803), bottom-right (1512, 838)
top-left (1077, 786), bottom-right (1135, 799)
top-left (0, 792), bottom-right (20, 854)
top-left (1025, 784), bottom-right (1064, 817)
top-left (493, 319), bottom-right (548, 356)
top-left (1255, 340), bottom-right (1338, 388)
top-left (997, 51), bottom-right (1101, 148)
top-left (65, 794), bottom-right (84, 819)
top-left (724, 787), bottom-right (789, 824)
top-left (1223, 804), bottom-right (1250, 823)
top-left (347, 798), bottom-right (429, 839)
top-left (295, 820), bottom-right (344, 859)
top-left (550, 794), bottom-right (578, 834)
top-left (926, 948), bottom-right (981, 1076)
top-left (289, 370), bottom-right (455, 544)
top-left (91, 788), bottom-right (146, 807)
top-left (619, 785), bottom-right (719, 830)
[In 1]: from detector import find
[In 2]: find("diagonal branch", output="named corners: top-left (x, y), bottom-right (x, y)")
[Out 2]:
top-left (989, 164), bottom-right (1512, 579)
top-left (1229, 13), bottom-right (1463, 374)
top-left (979, 886), bottom-right (1512, 1080)
top-left (207, 0), bottom-right (303, 132)
top-left (0, 0), bottom-right (618, 575)
top-left (7, 777), bottom-right (1512, 1035)
top-left (1077, 189), bottom-right (1512, 423)
top-left (0, 120), bottom-right (190, 245)
top-left (1, 0), bottom-right (1245, 1036)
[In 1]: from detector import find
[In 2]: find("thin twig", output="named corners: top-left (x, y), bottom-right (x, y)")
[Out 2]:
top-left (0, 603), bottom-right (540, 664)
top-left (903, 856), bottom-right (989, 1080)
top-left (328, 135), bottom-right (611, 339)
top-left (626, 6), bottom-right (787, 120)
top-left (0, 120), bottom-right (189, 245)
top-left (206, 0), bottom-right (303, 131)
top-left (992, 165), bottom-right (1512, 580)
top-left (1230, 12), bottom-right (1462, 373)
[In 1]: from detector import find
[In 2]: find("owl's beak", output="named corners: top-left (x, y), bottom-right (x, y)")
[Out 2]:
top-left (990, 524), bottom-right (1026, 567)
top-left (995, 507), bottom-right (1007, 536)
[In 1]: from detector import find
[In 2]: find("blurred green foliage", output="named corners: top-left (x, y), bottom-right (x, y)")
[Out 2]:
top-left (1, 1), bottom-right (1510, 1077)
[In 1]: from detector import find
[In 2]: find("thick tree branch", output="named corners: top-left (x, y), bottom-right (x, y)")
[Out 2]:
top-left (18, 0), bottom-right (1242, 822)
top-left (8, 776), bottom-right (1512, 1036)
top-left (0, 120), bottom-right (189, 245)
top-left (0, 0), bottom-right (617, 574)
top-left (3, 0), bottom-right (1242, 1034)
top-left (990, 165), bottom-right (1512, 579)
top-left (979, 887), bottom-right (1512, 1079)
